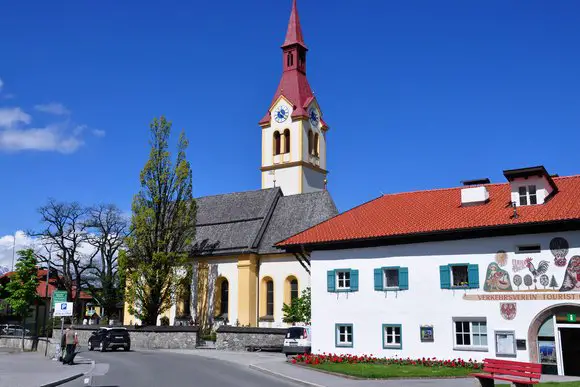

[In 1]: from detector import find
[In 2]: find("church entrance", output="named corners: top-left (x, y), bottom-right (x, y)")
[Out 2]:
top-left (528, 304), bottom-right (580, 376)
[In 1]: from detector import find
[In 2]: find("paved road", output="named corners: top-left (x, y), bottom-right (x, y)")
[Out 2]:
top-left (61, 350), bottom-right (299, 387)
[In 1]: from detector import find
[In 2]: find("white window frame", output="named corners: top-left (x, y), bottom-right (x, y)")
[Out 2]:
top-left (495, 330), bottom-right (517, 358)
top-left (383, 324), bottom-right (402, 349)
top-left (450, 265), bottom-right (469, 288)
top-left (336, 270), bottom-right (351, 290)
top-left (452, 318), bottom-right (488, 351)
top-left (383, 268), bottom-right (400, 290)
top-left (518, 184), bottom-right (538, 206)
top-left (336, 324), bottom-right (353, 347)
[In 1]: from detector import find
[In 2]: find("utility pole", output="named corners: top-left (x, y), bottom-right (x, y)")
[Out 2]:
top-left (43, 260), bottom-right (51, 356)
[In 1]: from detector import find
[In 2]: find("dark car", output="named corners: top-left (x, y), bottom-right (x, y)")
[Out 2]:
top-left (88, 327), bottom-right (130, 352)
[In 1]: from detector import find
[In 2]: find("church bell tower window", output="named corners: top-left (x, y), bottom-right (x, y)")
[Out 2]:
top-left (273, 131), bottom-right (281, 155)
top-left (284, 129), bottom-right (291, 154)
top-left (287, 52), bottom-right (294, 68)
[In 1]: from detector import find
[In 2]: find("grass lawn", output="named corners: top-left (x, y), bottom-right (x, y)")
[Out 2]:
top-left (308, 362), bottom-right (476, 379)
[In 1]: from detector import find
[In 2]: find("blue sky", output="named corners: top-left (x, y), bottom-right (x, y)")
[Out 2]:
top-left (0, 0), bottom-right (579, 244)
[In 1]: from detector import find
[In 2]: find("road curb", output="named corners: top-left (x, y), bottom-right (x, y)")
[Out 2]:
top-left (249, 363), bottom-right (326, 387)
top-left (40, 359), bottom-right (96, 387)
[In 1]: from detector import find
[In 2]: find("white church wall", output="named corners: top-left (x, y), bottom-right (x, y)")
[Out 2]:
top-left (259, 255), bottom-right (311, 328)
top-left (214, 257), bottom-right (239, 325)
top-left (311, 230), bottom-right (580, 362)
top-left (263, 167), bottom-right (301, 196)
top-left (302, 167), bottom-right (325, 193)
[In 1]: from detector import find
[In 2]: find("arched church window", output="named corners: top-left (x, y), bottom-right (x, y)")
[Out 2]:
top-left (308, 130), bottom-right (313, 156)
top-left (266, 280), bottom-right (274, 316)
top-left (273, 131), bottom-right (281, 155)
top-left (287, 52), bottom-right (294, 67)
top-left (314, 133), bottom-right (319, 157)
top-left (220, 279), bottom-right (229, 315)
top-left (290, 279), bottom-right (299, 301)
top-left (283, 129), bottom-right (290, 154)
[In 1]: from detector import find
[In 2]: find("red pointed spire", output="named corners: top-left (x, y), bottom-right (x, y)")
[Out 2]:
top-left (283, 0), bottom-right (307, 48)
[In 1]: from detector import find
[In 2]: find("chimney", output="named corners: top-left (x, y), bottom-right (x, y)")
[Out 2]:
top-left (461, 186), bottom-right (490, 206)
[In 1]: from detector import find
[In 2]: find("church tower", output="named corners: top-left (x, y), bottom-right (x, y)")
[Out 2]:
top-left (259, 0), bottom-right (329, 196)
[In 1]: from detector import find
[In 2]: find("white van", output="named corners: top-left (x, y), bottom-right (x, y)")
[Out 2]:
top-left (282, 326), bottom-right (311, 356)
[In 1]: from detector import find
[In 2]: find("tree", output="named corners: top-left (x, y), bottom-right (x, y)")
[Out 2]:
top-left (85, 204), bottom-right (129, 319)
top-left (282, 288), bottom-right (311, 324)
top-left (524, 274), bottom-right (533, 290)
top-left (540, 274), bottom-right (549, 289)
top-left (549, 275), bottom-right (559, 290)
top-left (5, 249), bottom-right (40, 350)
top-left (513, 275), bottom-right (522, 291)
top-left (123, 116), bottom-right (197, 326)
top-left (32, 200), bottom-right (95, 321)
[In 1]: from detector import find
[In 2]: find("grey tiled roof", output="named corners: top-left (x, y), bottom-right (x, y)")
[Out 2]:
top-left (258, 191), bottom-right (338, 254)
top-left (191, 188), bottom-right (337, 256)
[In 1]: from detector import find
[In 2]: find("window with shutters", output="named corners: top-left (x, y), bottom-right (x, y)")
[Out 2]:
top-left (382, 324), bottom-right (402, 349)
top-left (336, 270), bottom-right (350, 290)
top-left (336, 324), bottom-right (353, 347)
top-left (439, 264), bottom-right (479, 289)
top-left (453, 318), bottom-right (488, 351)
top-left (374, 267), bottom-right (408, 291)
top-left (451, 265), bottom-right (469, 287)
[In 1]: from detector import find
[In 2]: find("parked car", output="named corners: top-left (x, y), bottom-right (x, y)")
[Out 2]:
top-left (282, 326), bottom-right (311, 357)
top-left (0, 324), bottom-right (30, 336)
top-left (88, 327), bottom-right (130, 352)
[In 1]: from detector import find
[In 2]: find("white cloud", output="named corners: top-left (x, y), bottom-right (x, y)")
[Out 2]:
top-left (34, 102), bottom-right (70, 116)
top-left (0, 107), bottom-right (32, 128)
top-left (0, 78), bottom-right (3, 91)
top-left (0, 231), bottom-right (37, 271)
top-left (0, 124), bottom-right (84, 154)
top-left (92, 129), bottom-right (106, 137)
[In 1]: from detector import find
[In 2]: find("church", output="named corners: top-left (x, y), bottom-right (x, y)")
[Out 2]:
top-left (123, 0), bottom-right (337, 328)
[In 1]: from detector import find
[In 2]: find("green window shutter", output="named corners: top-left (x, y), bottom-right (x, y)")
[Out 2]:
top-left (398, 267), bottom-right (409, 290)
top-left (374, 268), bottom-right (383, 290)
top-left (327, 270), bottom-right (336, 292)
top-left (468, 264), bottom-right (480, 289)
top-left (439, 265), bottom-right (451, 289)
top-left (350, 270), bottom-right (359, 291)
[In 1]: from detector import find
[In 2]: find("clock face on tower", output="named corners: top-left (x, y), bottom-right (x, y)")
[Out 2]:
top-left (309, 109), bottom-right (319, 126)
top-left (274, 105), bottom-right (290, 123)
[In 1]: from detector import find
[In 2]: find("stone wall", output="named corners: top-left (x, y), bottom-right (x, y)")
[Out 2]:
top-left (216, 326), bottom-right (287, 351)
top-left (74, 326), bottom-right (199, 350)
top-left (0, 336), bottom-right (57, 356)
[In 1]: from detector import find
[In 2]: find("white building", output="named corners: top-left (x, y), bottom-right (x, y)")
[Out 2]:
top-left (279, 166), bottom-right (580, 376)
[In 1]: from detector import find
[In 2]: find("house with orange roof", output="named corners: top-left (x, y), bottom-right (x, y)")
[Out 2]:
top-left (278, 166), bottom-right (580, 376)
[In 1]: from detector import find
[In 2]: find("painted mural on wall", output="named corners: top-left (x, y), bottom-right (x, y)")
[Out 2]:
top-left (500, 303), bottom-right (517, 320)
top-left (484, 237), bottom-right (578, 293)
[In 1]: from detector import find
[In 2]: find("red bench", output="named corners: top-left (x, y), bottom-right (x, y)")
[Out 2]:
top-left (471, 358), bottom-right (541, 387)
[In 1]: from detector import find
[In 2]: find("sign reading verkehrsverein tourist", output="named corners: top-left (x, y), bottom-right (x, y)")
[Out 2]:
top-left (463, 293), bottom-right (580, 301)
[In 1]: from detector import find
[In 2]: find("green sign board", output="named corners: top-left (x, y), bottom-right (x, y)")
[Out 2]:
top-left (52, 290), bottom-right (67, 308)
top-left (567, 313), bottom-right (577, 323)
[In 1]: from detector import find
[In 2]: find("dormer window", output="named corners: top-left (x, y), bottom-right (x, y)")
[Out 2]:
top-left (503, 166), bottom-right (558, 207)
top-left (519, 185), bottom-right (537, 206)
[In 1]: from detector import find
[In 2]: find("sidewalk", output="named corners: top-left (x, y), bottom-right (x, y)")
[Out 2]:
top-left (0, 350), bottom-right (93, 387)
top-left (158, 349), bottom-right (580, 387)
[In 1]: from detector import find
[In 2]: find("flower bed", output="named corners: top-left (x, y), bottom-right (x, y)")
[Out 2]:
top-left (291, 354), bottom-right (483, 379)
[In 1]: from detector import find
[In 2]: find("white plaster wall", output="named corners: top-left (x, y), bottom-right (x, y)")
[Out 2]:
top-left (259, 255), bottom-right (311, 328)
top-left (311, 231), bottom-right (580, 361)
top-left (214, 258), bottom-right (239, 325)
top-left (263, 167), bottom-right (301, 196)
top-left (302, 167), bottom-right (325, 193)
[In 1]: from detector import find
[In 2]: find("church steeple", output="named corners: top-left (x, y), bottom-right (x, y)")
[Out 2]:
top-left (260, 1), bottom-right (329, 196)
top-left (282, 0), bottom-right (307, 74)
top-left (283, 0), bottom-right (306, 49)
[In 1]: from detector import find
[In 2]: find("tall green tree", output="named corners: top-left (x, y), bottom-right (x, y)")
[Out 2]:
top-left (282, 287), bottom-right (311, 324)
top-left (123, 116), bottom-right (197, 326)
top-left (5, 249), bottom-right (40, 350)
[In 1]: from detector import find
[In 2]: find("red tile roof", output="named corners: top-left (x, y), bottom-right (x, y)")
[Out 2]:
top-left (0, 269), bottom-right (93, 300)
top-left (278, 175), bottom-right (580, 247)
top-left (283, 0), bottom-right (306, 49)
